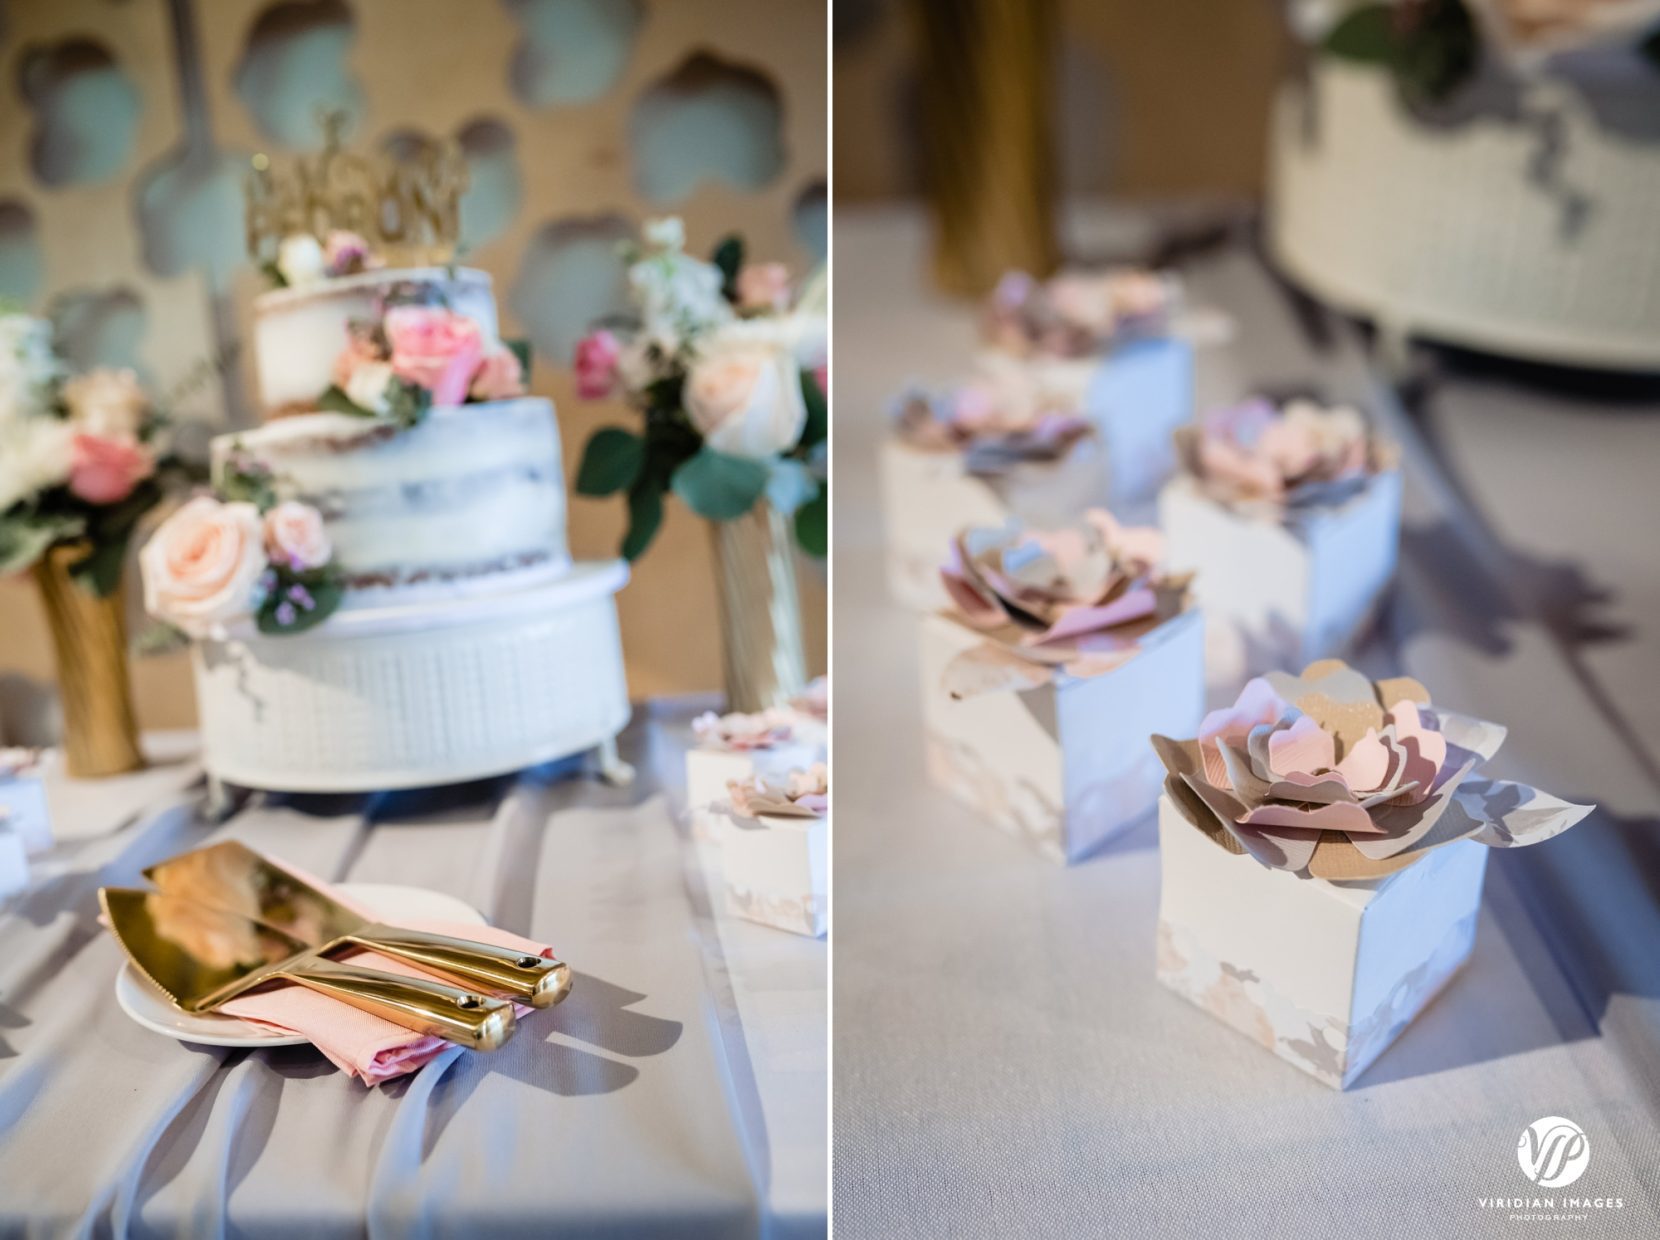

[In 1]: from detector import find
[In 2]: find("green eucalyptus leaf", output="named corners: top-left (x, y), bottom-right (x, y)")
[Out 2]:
top-left (318, 384), bottom-right (369, 416)
top-left (1322, 6), bottom-right (1397, 62)
top-left (621, 482), bottom-right (664, 561)
top-left (0, 512), bottom-right (83, 579)
top-left (671, 449), bottom-right (769, 521)
top-left (506, 337), bottom-right (533, 381)
top-left (798, 368), bottom-right (827, 449)
top-left (257, 574), bottom-right (344, 636)
top-left (68, 536), bottom-right (130, 597)
top-left (794, 486), bottom-right (827, 558)
top-left (711, 234), bottom-right (744, 300)
top-left (576, 427), bottom-right (646, 497)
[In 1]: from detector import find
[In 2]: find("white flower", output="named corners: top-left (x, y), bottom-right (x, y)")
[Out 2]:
top-left (643, 217), bottom-right (686, 251)
top-left (0, 313), bottom-right (63, 428)
top-left (276, 234), bottom-right (327, 288)
top-left (685, 341), bottom-right (807, 460)
top-left (628, 252), bottom-right (731, 336)
top-left (344, 360), bottom-right (395, 415)
top-left (706, 310), bottom-right (827, 371)
top-left (0, 416), bottom-right (73, 512)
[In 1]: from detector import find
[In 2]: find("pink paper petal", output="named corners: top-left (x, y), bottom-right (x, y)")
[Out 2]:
top-left (1335, 728), bottom-right (1389, 793)
top-left (1198, 677), bottom-right (1288, 745)
top-left (1029, 587), bottom-right (1156, 645)
top-left (1200, 741), bottom-right (1231, 789)
top-left (1238, 800), bottom-right (1384, 835)
top-left (1266, 714), bottom-right (1336, 778)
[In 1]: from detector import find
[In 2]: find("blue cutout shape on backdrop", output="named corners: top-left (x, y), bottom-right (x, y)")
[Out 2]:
top-left (506, 0), bottom-right (643, 107)
top-left (510, 213), bottom-right (634, 365)
top-left (133, 148), bottom-right (250, 289)
top-left (48, 287), bottom-right (147, 377)
top-left (0, 201), bottom-right (43, 305)
top-left (629, 52), bottom-right (783, 203)
top-left (19, 39), bottom-right (141, 187)
top-left (233, 0), bottom-right (362, 150)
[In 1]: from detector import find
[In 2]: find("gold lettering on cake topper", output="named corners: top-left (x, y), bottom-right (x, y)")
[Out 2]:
top-left (245, 110), bottom-right (468, 267)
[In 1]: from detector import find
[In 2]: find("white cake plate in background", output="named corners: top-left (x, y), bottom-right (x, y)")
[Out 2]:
top-left (191, 561), bottom-right (633, 794)
top-left (114, 882), bottom-right (487, 1046)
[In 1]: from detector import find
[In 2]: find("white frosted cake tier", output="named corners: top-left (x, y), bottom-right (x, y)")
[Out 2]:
top-left (211, 397), bottom-right (569, 600)
top-left (252, 266), bottom-right (498, 411)
top-left (192, 561), bottom-right (632, 792)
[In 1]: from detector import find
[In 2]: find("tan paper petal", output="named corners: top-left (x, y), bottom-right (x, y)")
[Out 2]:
top-left (940, 641), bottom-right (1053, 701)
top-left (1306, 833), bottom-right (1423, 881)
top-left (1236, 824), bottom-right (1320, 873)
top-left (1374, 675), bottom-right (1432, 709)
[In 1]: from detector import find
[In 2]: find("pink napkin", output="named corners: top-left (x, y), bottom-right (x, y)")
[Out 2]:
top-left (219, 916), bottom-right (555, 1085)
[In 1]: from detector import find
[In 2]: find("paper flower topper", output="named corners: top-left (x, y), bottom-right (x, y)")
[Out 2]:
top-left (1175, 398), bottom-right (1394, 511)
top-left (692, 708), bottom-right (796, 752)
top-left (891, 381), bottom-right (1091, 473)
top-left (983, 267), bottom-right (1181, 358)
top-left (1152, 660), bottom-right (1593, 880)
top-left (729, 763), bottom-right (827, 819)
top-left (938, 510), bottom-right (1190, 700)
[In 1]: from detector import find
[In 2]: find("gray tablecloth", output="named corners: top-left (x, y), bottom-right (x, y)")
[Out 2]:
top-left (0, 702), bottom-right (826, 1238)
top-left (831, 206), bottom-right (1660, 1238)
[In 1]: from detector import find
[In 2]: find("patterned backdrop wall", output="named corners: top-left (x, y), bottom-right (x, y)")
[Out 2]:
top-left (0, 0), bottom-right (829, 730)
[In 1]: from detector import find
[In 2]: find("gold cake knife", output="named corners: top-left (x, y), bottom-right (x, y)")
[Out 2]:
top-left (101, 887), bottom-right (516, 1050)
top-left (143, 841), bottom-right (572, 1008)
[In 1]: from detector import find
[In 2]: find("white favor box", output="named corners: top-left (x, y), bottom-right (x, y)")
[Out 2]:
top-left (1159, 469), bottom-right (1402, 677)
top-left (879, 436), bottom-right (1110, 612)
top-left (685, 740), bottom-right (821, 840)
top-left (719, 812), bottom-right (828, 938)
top-left (0, 819), bottom-right (27, 900)
top-left (1155, 796), bottom-right (1486, 1089)
top-left (1080, 337), bottom-right (1194, 519)
top-left (0, 771), bottom-right (51, 856)
top-left (919, 608), bottom-right (1205, 864)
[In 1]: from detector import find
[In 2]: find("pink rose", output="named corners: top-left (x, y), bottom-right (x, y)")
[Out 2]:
top-left (735, 262), bottom-right (792, 313)
top-left (384, 305), bottom-right (485, 407)
top-left (812, 363), bottom-right (828, 399)
top-left (573, 330), bottom-right (622, 400)
top-left (469, 346), bottom-right (526, 402)
top-left (262, 501), bottom-right (332, 571)
top-left (140, 496), bottom-right (267, 637)
top-left (68, 432), bottom-right (154, 505)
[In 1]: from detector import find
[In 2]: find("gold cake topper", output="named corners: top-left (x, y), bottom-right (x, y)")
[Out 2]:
top-left (245, 111), bottom-right (468, 268)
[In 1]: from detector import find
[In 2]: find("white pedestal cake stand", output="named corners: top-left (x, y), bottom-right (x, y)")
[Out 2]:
top-left (191, 561), bottom-right (634, 802)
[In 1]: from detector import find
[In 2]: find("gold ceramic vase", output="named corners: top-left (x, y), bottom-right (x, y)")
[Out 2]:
top-left (709, 506), bottom-right (809, 715)
top-left (31, 543), bottom-right (145, 779)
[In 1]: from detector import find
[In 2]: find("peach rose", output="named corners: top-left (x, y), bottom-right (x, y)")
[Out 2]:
top-left (470, 346), bottom-right (526, 402)
top-left (685, 344), bottom-right (806, 459)
top-left (68, 432), bottom-right (154, 505)
top-left (62, 368), bottom-right (147, 439)
top-left (140, 496), bottom-right (267, 637)
top-left (735, 262), bottom-right (792, 313)
top-left (262, 500), bottom-right (331, 571)
top-left (384, 305), bottom-right (485, 407)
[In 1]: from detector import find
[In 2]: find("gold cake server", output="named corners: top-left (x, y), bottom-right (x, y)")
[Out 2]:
top-left (143, 841), bottom-right (572, 1008)
top-left (101, 887), bottom-right (516, 1051)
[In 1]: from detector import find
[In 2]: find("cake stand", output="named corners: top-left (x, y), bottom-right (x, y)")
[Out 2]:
top-left (191, 561), bottom-right (634, 798)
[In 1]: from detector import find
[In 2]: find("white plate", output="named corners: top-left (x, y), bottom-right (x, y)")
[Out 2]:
top-left (113, 882), bottom-right (489, 1048)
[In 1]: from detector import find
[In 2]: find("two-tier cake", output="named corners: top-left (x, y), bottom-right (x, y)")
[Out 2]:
top-left (143, 134), bottom-right (630, 794)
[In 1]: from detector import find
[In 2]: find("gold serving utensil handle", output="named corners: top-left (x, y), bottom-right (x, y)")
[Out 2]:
top-left (345, 924), bottom-right (573, 1009)
top-left (262, 956), bottom-right (517, 1051)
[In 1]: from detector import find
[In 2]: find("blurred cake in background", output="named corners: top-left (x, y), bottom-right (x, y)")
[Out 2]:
top-left (1271, 0), bottom-right (1660, 369)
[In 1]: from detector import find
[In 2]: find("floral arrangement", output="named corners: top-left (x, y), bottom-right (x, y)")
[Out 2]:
top-left (571, 218), bottom-right (828, 561)
top-left (1174, 397), bottom-right (1392, 511)
top-left (938, 510), bottom-right (1190, 698)
top-left (0, 311), bottom-right (185, 596)
top-left (982, 267), bottom-right (1182, 359)
top-left (728, 762), bottom-right (828, 819)
top-left (318, 291), bottom-right (528, 429)
top-left (264, 229), bottom-right (381, 289)
top-left (1152, 659), bottom-right (1593, 879)
top-left (692, 708), bottom-right (799, 752)
top-left (1303, 0), bottom-right (1660, 107)
top-left (140, 452), bottom-right (342, 638)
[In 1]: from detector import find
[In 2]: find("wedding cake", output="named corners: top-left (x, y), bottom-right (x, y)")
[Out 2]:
top-left (142, 135), bottom-right (630, 793)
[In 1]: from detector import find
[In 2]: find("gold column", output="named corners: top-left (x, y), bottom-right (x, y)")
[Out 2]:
top-left (709, 506), bottom-right (809, 714)
top-left (31, 544), bottom-right (146, 778)
top-left (911, 0), bottom-right (1061, 295)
